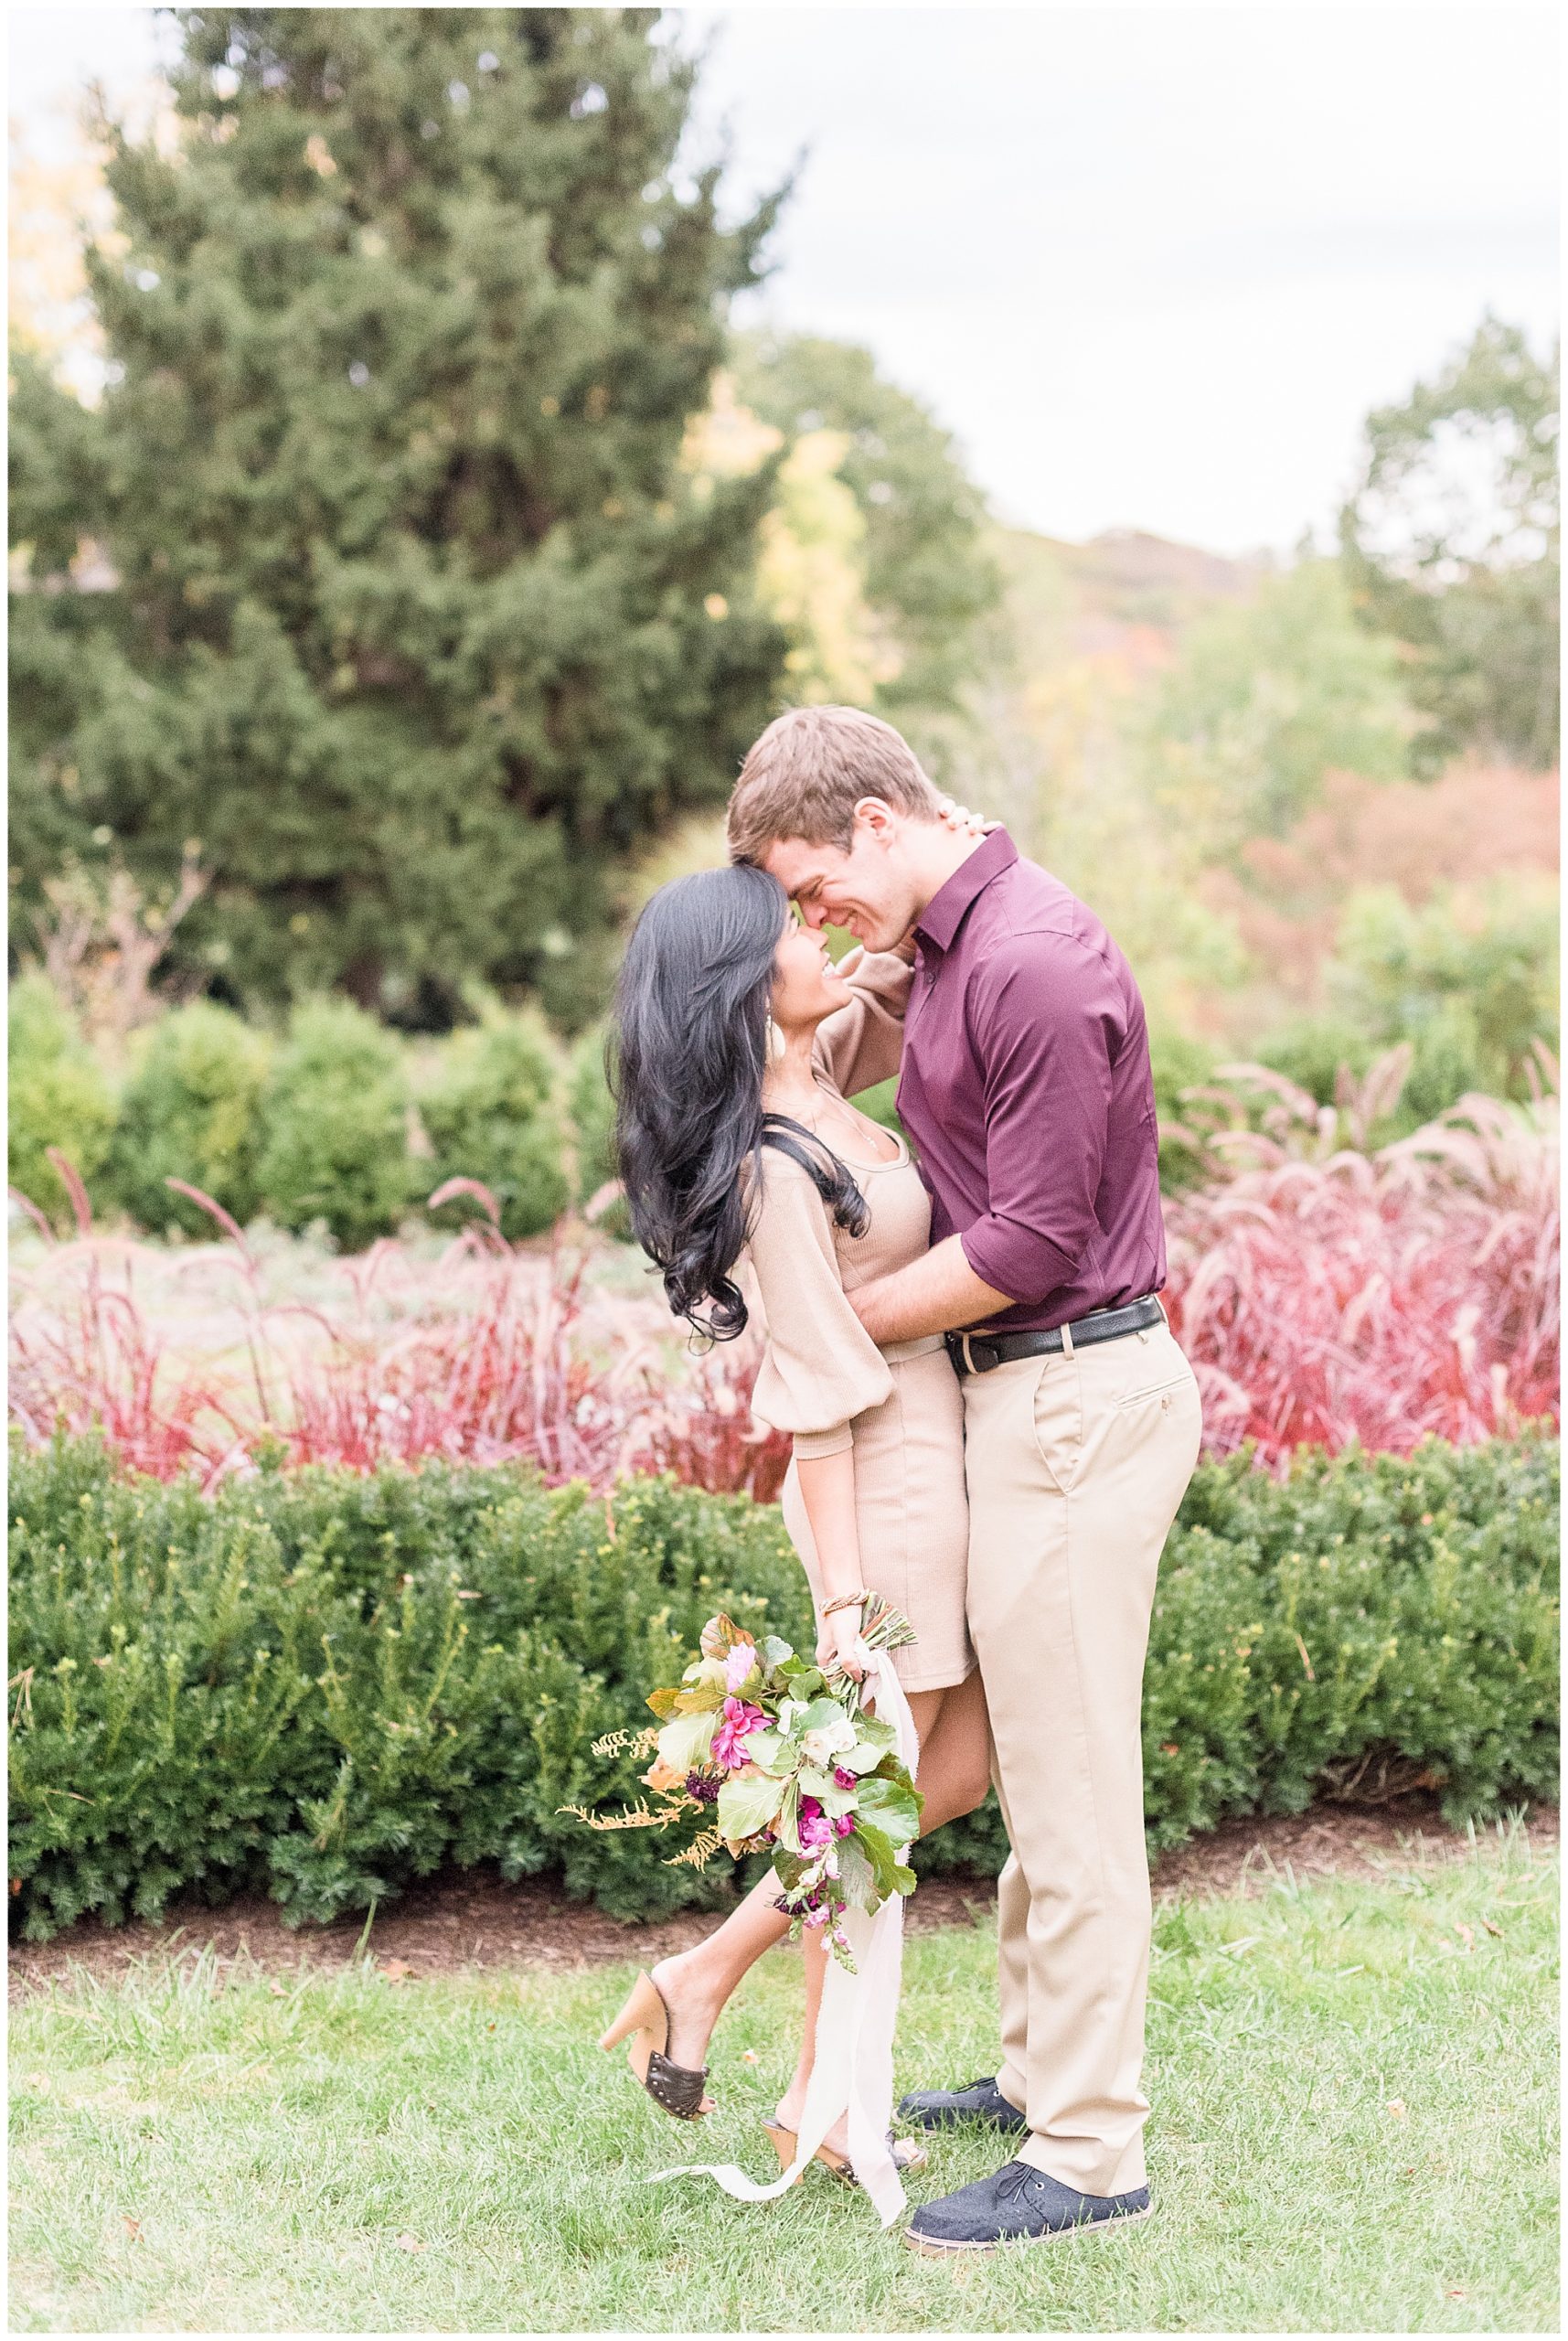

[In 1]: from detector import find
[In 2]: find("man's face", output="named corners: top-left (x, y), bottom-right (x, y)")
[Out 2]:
top-left (761, 810), bottom-right (920, 953)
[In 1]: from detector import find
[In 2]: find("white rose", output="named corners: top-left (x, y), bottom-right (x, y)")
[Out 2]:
top-left (801, 1716), bottom-right (857, 1765)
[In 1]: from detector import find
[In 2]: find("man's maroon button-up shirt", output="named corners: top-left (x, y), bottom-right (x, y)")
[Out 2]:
top-left (895, 827), bottom-right (1168, 1335)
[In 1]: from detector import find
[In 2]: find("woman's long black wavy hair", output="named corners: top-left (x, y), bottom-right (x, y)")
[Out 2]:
top-left (611, 864), bottom-right (869, 1341)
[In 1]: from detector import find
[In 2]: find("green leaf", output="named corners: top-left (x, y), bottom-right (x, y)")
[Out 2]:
top-left (761, 1636), bottom-right (796, 1669)
top-left (773, 1778), bottom-right (804, 1855)
top-left (655, 1709), bottom-right (716, 1774)
top-left (854, 1773), bottom-right (922, 1846)
top-left (673, 1682), bottom-right (724, 1715)
top-left (854, 1822), bottom-right (902, 1904)
top-left (853, 1712), bottom-right (897, 1753)
top-left (644, 1684), bottom-right (679, 1720)
top-left (717, 1769), bottom-right (788, 1844)
top-left (835, 1833), bottom-right (877, 1911)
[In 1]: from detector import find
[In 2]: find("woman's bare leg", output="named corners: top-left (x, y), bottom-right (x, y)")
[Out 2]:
top-left (650, 1865), bottom-right (794, 2071)
top-left (905, 1666), bottom-right (994, 1835)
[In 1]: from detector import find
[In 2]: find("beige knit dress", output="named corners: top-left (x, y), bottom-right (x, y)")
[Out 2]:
top-left (742, 950), bottom-right (976, 1694)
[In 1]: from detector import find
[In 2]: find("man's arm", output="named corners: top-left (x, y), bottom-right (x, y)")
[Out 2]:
top-left (850, 932), bottom-right (1120, 1344)
top-left (849, 1234), bottom-right (1012, 1344)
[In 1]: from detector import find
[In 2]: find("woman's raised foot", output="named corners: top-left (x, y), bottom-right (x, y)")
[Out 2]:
top-left (647, 1951), bottom-right (726, 2074)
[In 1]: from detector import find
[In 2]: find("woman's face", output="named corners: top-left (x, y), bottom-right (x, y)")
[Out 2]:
top-left (769, 909), bottom-right (851, 1035)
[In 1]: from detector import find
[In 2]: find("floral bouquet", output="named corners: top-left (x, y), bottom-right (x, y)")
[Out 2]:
top-left (563, 1600), bottom-right (923, 1969)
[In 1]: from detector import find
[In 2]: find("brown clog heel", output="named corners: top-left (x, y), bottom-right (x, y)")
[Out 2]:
top-left (763, 2117), bottom-right (929, 2186)
top-left (598, 1969), bottom-right (715, 2120)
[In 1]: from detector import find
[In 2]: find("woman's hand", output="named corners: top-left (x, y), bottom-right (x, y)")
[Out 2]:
top-left (934, 795), bottom-right (999, 840)
top-left (816, 1603), bottom-right (868, 1683)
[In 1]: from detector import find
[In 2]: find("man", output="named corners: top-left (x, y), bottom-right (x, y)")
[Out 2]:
top-left (728, 704), bottom-right (1203, 2255)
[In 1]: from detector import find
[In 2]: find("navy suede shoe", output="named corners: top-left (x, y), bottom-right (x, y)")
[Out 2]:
top-left (895, 2076), bottom-right (1029, 2134)
top-left (903, 2159), bottom-right (1152, 2255)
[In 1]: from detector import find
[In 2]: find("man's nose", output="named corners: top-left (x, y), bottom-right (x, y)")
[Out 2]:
top-left (796, 900), bottom-right (829, 930)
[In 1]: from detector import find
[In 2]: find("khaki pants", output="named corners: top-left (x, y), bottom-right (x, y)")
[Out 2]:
top-left (961, 1313), bottom-right (1202, 2197)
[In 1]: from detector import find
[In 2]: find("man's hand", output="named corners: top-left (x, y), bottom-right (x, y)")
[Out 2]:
top-left (849, 1235), bottom-right (1016, 1346)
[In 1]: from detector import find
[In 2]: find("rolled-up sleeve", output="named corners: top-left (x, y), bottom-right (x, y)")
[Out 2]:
top-left (811, 946), bottom-right (913, 1098)
top-left (957, 935), bottom-right (1120, 1305)
top-left (744, 1152), bottom-right (894, 1454)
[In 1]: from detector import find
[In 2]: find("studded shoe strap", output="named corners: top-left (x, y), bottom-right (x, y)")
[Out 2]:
top-left (643, 2048), bottom-right (709, 2119)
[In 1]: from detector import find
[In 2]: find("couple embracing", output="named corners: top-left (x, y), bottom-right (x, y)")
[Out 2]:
top-left (601, 704), bottom-right (1202, 2254)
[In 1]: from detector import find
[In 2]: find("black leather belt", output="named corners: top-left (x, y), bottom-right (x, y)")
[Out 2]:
top-left (945, 1294), bottom-right (1166, 1378)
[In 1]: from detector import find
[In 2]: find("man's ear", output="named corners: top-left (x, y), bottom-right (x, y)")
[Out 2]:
top-left (852, 796), bottom-right (898, 848)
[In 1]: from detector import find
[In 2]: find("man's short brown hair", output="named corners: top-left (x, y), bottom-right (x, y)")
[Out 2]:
top-left (726, 705), bottom-right (943, 864)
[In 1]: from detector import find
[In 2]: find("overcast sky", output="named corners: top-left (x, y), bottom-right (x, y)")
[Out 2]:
top-left (9, 2), bottom-right (1560, 554)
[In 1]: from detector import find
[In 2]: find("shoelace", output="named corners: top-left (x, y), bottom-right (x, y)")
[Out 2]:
top-left (996, 2163), bottom-right (1042, 2206)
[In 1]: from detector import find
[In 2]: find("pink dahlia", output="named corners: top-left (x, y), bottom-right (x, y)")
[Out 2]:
top-left (711, 1697), bottom-right (768, 1770)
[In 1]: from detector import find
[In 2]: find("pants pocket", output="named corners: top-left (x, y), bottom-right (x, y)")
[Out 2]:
top-left (1029, 1352), bottom-right (1083, 1492)
top-left (1113, 1369), bottom-right (1194, 1413)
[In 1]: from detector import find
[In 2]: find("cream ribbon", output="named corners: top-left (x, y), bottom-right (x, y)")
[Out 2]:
top-left (645, 1644), bottom-right (921, 2229)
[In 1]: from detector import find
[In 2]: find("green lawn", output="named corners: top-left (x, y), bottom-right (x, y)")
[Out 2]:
top-left (8, 1823), bottom-right (1557, 2333)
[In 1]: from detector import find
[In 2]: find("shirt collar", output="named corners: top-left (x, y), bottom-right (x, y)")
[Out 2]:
top-left (915, 826), bottom-right (1018, 952)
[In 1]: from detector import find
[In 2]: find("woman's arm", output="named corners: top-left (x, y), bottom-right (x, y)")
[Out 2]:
top-left (794, 1447), bottom-right (872, 1682)
top-left (811, 944), bottom-right (916, 1099)
top-left (743, 1154), bottom-right (894, 1684)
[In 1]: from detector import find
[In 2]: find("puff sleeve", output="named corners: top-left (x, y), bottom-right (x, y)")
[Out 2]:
top-left (811, 946), bottom-right (914, 1099)
top-left (743, 1150), bottom-right (894, 1458)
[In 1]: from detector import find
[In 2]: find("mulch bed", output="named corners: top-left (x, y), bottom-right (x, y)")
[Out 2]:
top-left (9, 1796), bottom-right (1554, 2001)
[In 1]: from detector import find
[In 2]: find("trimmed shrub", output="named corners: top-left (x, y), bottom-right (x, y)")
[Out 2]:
top-left (253, 999), bottom-right (413, 1250)
top-left (418, 1010), bottom-right (570, 1241)
top-left (7, 1433), bottom-right (1557, 1941)
top-left (6, 975), bottom-right (117, 1231)
top-left (106, 999), bottom-right (274, 1235)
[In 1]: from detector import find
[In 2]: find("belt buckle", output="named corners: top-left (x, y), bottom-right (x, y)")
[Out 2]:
top-left (959, 1332), bottom-right (977, 1376)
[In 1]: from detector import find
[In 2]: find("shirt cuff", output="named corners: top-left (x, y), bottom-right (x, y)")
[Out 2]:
top-left (792, 1423), bottom-right (854, 1460)
top-left (959, 1219), bottom-right (1081, 1307)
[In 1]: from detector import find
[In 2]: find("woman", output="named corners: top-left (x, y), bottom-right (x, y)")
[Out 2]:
top-left (598, 859), bottom-right (992, 2186)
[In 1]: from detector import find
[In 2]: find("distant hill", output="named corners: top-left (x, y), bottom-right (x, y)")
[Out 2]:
top-left (988, 523), bottom-right (1269, 678)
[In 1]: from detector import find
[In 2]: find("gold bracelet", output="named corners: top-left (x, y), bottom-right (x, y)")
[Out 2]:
top-left (820, 1589), bottom-right (869, 1619)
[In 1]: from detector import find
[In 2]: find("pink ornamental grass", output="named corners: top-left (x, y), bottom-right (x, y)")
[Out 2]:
top-left (10, 1079), bottom-right (1557, 1491)
top-left (7, 1172), bottom-right (780, 1497)
top-left (1163, 1088), bottom-right (1559, 1467)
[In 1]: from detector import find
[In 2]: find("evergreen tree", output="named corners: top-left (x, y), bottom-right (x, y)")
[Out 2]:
top-left (10, 8), bottom-right (787, 1025)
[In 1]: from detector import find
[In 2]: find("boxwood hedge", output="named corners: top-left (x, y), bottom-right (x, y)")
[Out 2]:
top-left (7, 1431), bottom-right (1557, 1943)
